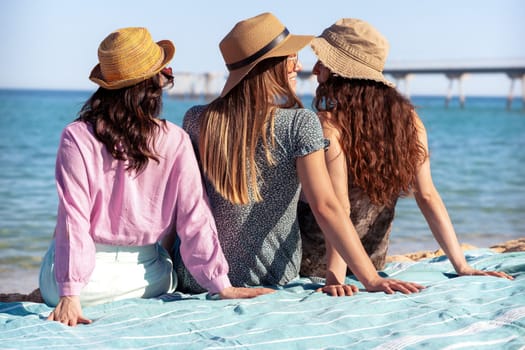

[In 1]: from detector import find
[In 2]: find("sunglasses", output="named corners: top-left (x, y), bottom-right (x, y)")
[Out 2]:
top-left (287, 54), bottom-right (299, 70)
top-left (161, 67), bottom-right (174, 80)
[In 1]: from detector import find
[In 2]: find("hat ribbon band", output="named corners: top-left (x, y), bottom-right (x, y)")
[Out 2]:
top-left (226, 28), bottom-right (290, 71)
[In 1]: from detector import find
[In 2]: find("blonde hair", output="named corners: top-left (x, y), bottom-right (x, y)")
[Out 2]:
top-left (199, 57), bottom-right (302, 204)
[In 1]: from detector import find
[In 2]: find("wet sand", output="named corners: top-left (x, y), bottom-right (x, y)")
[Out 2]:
top-left (1, 238), bottom-right (523, 304)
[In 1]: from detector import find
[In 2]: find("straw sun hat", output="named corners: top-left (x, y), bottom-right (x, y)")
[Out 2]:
top-left (219, 12), bottom-right (314, 97)
top-left (311, 18), bottom-right (394, 87)
top-left (89, 27), bottom-right (175, 90)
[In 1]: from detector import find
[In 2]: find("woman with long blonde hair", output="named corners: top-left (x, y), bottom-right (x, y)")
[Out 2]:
top-left (177, 12), bottom-right (424, 297)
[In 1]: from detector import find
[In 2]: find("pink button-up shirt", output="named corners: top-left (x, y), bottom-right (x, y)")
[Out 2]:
top-left (54, 120), bottom-right (231, 296)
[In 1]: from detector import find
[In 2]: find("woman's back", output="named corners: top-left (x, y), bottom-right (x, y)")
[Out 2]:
top-left (57, 120), bottom-right (197, 244)
top-left (182, 105), bottom-right (325, 288)
top-left (300, 187), bottom-right (396, 277)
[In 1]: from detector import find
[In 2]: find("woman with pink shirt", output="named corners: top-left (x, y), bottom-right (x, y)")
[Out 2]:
top-left (38, 27), bottom-right (272, 327)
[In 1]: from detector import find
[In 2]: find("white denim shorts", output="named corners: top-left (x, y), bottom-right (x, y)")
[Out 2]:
top-left (39, 240), bottom-right (176, 307)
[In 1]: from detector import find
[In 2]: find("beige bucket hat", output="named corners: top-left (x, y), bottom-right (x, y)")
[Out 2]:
top-left (219, 12), bottom-right (314, 97)
top-left (89, 27), bottom-right (175, 90)
top-left (311, 18), bottom-right (394, 87)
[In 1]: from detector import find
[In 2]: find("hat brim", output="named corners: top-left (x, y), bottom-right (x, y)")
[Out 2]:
top-left (311, 37), bottom-right (395, 87)
top-left (89, 40), bottom-right (175, 90)
top-left (220, 34), bottom-right (314, 97)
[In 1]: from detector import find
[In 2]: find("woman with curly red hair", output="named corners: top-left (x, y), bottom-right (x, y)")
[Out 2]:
top-left (299, 18), bottom-right (512, 291)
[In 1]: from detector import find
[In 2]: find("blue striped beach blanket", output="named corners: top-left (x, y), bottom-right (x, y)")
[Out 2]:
top-left (1, 249), bottom-right (524, 349)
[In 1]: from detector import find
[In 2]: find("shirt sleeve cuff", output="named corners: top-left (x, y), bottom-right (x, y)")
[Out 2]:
top-left (58, 281), bottom-right (85, 297)
top-left (206, 274), bottom-right (232, 294)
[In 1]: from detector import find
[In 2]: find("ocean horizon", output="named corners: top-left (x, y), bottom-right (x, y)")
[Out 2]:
top-left (1, 88), bottom-right (524, 293)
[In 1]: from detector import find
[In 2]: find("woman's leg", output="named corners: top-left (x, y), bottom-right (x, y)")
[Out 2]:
top-left (39, 241), bottom-right (176, 307)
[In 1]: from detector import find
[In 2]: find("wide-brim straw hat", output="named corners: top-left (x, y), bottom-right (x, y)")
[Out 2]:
top-left (311, 18), bottom-right (394, 87)
top-left (89, 27), bottom-right (175, 90)
top-left (219, 12), bottom-right (314, 97)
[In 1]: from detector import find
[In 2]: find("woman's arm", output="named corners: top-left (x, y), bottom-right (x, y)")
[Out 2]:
top-left (48, 127), bottom-right (96, 326)
top-left (297, 149), bottom-right (424, 294)
top-left (413, 115), bottom-right (512, 280)
top-left (318, 118), bottom-right (353, 288)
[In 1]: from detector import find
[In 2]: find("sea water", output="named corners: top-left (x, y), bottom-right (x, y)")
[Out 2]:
top-left (1, 89), bottom-right (524, 292)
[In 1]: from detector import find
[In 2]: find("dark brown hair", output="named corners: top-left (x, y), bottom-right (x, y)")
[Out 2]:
top-left (314, 77), bottom-right (427, 207)
top-left (77, 73), bottom-right (173, 172)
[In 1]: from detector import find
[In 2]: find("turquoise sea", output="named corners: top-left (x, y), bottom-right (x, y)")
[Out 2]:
top-left (1, 89), bottom-right (524, 293)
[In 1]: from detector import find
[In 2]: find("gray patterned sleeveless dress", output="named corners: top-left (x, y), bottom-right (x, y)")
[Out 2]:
top-left (178, 105), bottom-right (326, 293)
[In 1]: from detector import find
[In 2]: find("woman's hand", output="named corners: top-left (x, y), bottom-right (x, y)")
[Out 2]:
top-left (47, 295), bottom-right (92, 327)
top-left (317, 284), bottom-right (359, 297)
top-left (218, 286), bottom-right (275, 299)
top-left (456, 266), bottom-right (514, 280)
top-left (364, 277), bottom-right (425, 294)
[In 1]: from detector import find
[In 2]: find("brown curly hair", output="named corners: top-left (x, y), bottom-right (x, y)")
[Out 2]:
top-left (77, 73), bottom-right (173, 172)
top-left (314, 77), bottom-right (427, 207)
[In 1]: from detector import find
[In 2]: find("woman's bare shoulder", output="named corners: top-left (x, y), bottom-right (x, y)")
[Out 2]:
top-left (317, 111), bottom-right (341, 140)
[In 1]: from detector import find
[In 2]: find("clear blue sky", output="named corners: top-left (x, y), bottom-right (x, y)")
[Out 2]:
top-left (1, 0), bottom-right (524, 96)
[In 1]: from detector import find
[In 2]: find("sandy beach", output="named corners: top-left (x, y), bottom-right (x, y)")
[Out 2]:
top-left (1, 238), bottom-right (523, 304)
top-left (385, 238), bottom-right (525, 263)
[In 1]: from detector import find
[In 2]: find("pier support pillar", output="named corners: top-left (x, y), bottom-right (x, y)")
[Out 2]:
top-left (204, 73), bottom-right (213, 101)
top-left (506, 73), bottom-right (525, 110)
top-left (445, 73), bottom-right (467, 108)
top-left (392, 73), bottom-right (412, 99)
top-left (506, 78), bottom-right (515, 110)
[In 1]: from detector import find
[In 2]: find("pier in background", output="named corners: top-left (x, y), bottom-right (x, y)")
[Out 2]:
top-left (380, 64), bottom-right (525, 109)
top-left (168, 60), bottom-right (525, 109)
